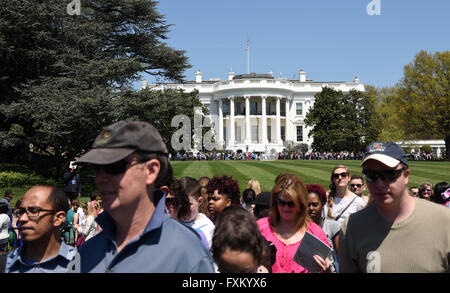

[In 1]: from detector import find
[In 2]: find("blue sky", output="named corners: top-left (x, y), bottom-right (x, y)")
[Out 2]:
top-left (139, 0), bottom-right (449, 88)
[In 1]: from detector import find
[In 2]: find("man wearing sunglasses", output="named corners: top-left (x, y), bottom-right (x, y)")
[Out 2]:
top-left (4, 185), bottom-right (76, 273)
top-left (338, 141), bottom-right (450, 273)
top-left (71, 121), bottom-right (214, 273)
top-left (349, 175), bottom-right (369, 205)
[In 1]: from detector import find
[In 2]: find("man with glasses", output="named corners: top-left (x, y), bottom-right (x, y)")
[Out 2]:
top-left (338, 141), bottom-right (450, 273)
top-left (70, 121), bottom-right (214, 273)
top-left (4, 185), bottom-right (76, 273)
top-left (349, 175), bottom-right (369, 205)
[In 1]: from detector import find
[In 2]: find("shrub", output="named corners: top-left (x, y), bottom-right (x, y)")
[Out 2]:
top-left (0, 171), bottom-right (57, 188)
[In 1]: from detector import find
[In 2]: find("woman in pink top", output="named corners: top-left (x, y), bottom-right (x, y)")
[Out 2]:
top-left (257, 173), bottom-right (332, 273)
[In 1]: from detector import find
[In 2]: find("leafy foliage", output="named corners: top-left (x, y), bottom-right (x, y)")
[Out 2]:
top-left (304, 87), bottom-right (380, 152)
top-left (0, 0), bottom-right (192, 178)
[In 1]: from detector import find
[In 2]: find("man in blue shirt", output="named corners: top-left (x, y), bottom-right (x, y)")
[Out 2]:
top-left (71, 121), bottom-right (214, 273)
top-left (5, 185), bottom-right (76, 273)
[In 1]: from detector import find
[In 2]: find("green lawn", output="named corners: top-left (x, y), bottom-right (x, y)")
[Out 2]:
top-left (2, 160), bottom-right (449, 206)
top-left (171, 160), bottom-right (450, 196)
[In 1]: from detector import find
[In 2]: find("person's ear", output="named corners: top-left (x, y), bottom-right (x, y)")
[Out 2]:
top-left (53, 211), bottom-right (66, 227)
top-left (198, 196), bottom-right (203, 205)
top-left (160, 185), bottom-right (169, 195)
top-left (225, 198), bottom-right (232, 207)
top-left (144, 159), bottom-right (160, 185)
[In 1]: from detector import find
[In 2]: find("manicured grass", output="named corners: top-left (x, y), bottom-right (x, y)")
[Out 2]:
top-left (171, 160), bottom-right (450, 195)
top-left (2, 160), bottom-right (448, 204)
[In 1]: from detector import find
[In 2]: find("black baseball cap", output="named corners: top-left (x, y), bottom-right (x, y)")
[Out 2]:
top-left (361, 141), bottom-right (408, 168)
top-left (76, 121), bottom-right (168, 165)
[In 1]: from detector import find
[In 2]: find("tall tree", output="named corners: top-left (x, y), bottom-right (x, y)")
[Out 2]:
top-left (0, 0), bottom-right (191, 178)
top-left (304, 87), bottom-right (380, 152)
top-left (393, 50), bottom-right (449, 159)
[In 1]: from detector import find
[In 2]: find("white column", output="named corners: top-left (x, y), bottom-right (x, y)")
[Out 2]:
top-left (218, 99), bottom-right (224, 146)
top-left (229, 96), bottom-right (235, 147)
top-left (261, 96), bottom-right (268, 144)
top-left (285, 97), bottom-right (290, 142)
top-left (276, 96), bottom-right (281, 144)
top-left (245, 96), bottom-right (251, 145)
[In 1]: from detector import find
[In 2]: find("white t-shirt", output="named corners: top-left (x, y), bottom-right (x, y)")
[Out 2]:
top-left (0, 214), bottom-right (10, 241)
top-left (184, 213), bottom-right (215, 250)
top-left (77, 207), bottom-right (85, 225)
top-left (327, 195), bottom-right (366, 224)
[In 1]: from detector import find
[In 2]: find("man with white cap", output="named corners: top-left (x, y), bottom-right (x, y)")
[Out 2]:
top-left (338, 141), bottom-right (450, 273)
top-left (67, 120), bottom-right (214, 273)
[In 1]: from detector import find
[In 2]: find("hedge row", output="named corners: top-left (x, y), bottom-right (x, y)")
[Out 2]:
top-left (0, 171), bottom-right (57, 187)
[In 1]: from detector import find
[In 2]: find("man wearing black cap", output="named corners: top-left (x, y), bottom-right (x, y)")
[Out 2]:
top-left (338, 141), bottom-right (450, 273)
top-left (69, 121), bottom-right (214, 273)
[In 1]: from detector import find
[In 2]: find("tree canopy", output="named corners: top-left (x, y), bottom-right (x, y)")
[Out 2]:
top-left (304, 87), bottom-right (381, 153)
top-left (0, 0), bottom-right (192, 178)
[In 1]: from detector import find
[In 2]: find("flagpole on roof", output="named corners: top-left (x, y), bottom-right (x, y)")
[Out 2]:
top-left (246, 38), bottom-right (250, 74)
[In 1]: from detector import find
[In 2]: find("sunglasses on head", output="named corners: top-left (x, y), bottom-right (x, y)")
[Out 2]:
top-left (350, 184), bottom-right (362, 188)
top-left (93, 158), bottom-right (146, 175)
top-left (362, 168), bottom-right (405, 183)
top-left (332, 172), bottom-right (348, 179)
top-left (276, 198), bottom-right (295, 208)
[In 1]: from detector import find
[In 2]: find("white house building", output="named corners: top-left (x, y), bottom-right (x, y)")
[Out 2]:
top-left (142, 69), bottom-right (365, 153)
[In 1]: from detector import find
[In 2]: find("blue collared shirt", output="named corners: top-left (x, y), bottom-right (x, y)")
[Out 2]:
top-left (6, 241), bottom-right (76, 273)
top-left (76, 192), bottom-right (215, 273)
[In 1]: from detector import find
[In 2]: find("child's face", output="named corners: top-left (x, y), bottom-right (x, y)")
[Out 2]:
top-left (183, 195), bottom-right (200, 222)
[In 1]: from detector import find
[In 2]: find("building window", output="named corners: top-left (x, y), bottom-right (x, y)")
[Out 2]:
top-left (296, 126), bottom-right (303, 142)
top-left (252, 125), bottom-right (259, 142)
top-left (251, 101), bottom-right (258, 115)
top-left (296, 103), bottom-right (303, 116)
top-left (223, 127), bottom-right (227, 142)
top-left (223, 103), bottom-right (229, 115)
top-left (267, 126), bottom-right (271, 142)
top-left (280, 102), bottom-right (285, 116)
top-left (204, 103), bottom-right (210, 114)
top-left (281, 126), bottom-right (285, 142)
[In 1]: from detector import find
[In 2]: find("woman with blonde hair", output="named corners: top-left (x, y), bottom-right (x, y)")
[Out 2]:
top-left (247, 179), bottom-right (261, 196)
top-left (78, 203), bottom-right (98, 243)
top-left (326, 165), bottom-right (366, 224)
top-left (257, 173), bottom-right (332, 273)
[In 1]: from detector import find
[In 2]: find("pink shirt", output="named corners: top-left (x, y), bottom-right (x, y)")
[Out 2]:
top-left (257, 217), bottom-right (330, 273)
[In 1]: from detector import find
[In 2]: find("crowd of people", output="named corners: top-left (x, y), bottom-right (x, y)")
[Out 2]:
top-left (173, 150), bottom-right (366, 161)
top-left (0, 120), bottom-right (449, 274)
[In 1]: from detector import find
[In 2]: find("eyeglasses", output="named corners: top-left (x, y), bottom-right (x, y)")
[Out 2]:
top-left (18, 207), bottom-right (56, 218)
top-left (362, 168), bottom-right (405, 183)
top-left (350, 184), bottom-right (363, 188)
top-left (332, 172), bottom-right (348, 179)
top-left (421, 189), bottom-right (432, 193)
top-left (276, 198), bottom-right (295, 208)
top-left (93, 159), bottom-right (146, 175)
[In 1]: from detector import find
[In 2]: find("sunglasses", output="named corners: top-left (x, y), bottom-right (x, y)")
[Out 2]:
top-left (362, 168), bottom-right (405, 183)
top-left (276, 198), bottom-right (295, 208)
top-left (165, 197), bottom-right (176, 207)
top-left (421, 189), bottom-right (432, 193)
top-left (332, 172), bottom-right (348, 179)
top-left (350, 184), bottom-right (363, 188)
top-left (93, 159), bottom-right (145, 175)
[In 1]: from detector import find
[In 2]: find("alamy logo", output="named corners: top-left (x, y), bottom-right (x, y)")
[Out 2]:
top-left (366, 0), bottom-right (381, 16)
top-left (67, 0), bottom-right (81, 16)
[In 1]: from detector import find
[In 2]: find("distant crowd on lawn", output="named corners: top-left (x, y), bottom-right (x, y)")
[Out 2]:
top-left (174, 150), bottom-right (365, 161)
top-left (1, 120), bottom-right (449, 275)
top-left (173, 149), bottom-right (441, 161)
